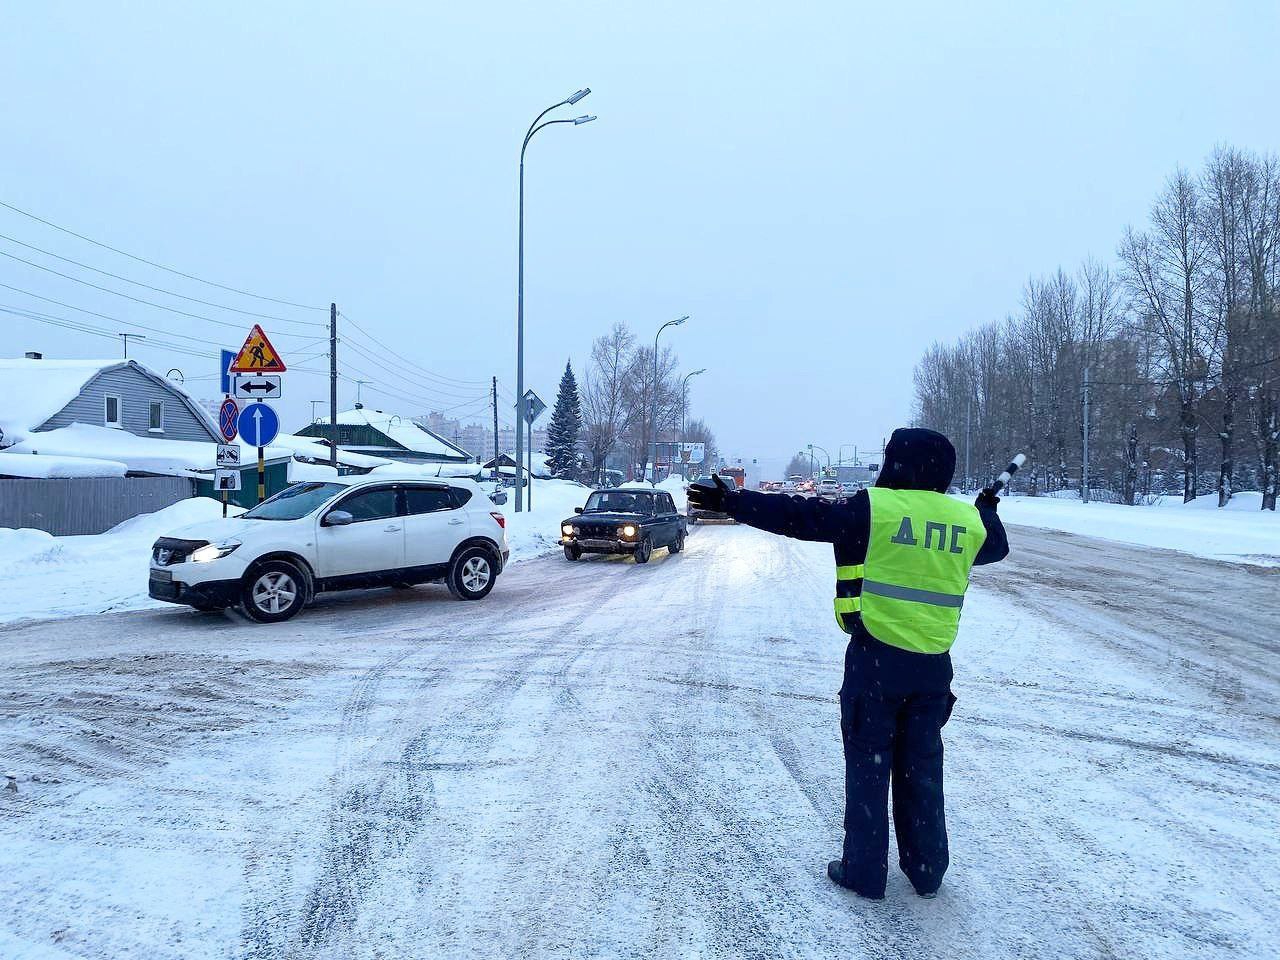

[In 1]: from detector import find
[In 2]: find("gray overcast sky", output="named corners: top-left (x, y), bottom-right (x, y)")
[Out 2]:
top-left (2, 2), bottom-right (1278, 477)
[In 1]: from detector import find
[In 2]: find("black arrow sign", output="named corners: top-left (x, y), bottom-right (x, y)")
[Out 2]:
top-left (241, 380), bottom-right (276, 393)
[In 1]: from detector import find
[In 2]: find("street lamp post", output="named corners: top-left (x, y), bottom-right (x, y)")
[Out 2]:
top-left (680, 367), bottom-right (706, 479)
top-left (515, 89), bottom-right (595, 512)
top-left (808, 443), bottom-right (831, 476)
top-left (650, 315), bottom-right (688, 484)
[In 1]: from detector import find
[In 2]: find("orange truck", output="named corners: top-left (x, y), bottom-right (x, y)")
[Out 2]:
top-left (718, 466), bottom-right (746, 489)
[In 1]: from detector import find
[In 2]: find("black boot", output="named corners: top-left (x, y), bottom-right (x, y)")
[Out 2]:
top-left (826, 860), bottom-right (885, 900)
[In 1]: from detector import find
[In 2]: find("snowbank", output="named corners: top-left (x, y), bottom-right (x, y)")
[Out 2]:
top-left (5, 423), bottom-right (294, 476)
top-left (496, 478), bottom-right (594, 560)
top-left (0, 498), bottom-right (240, 624)
top-left (0, 452), bottom-right (127, 478)
top-left (978, 491), bottom-right (1280, 566)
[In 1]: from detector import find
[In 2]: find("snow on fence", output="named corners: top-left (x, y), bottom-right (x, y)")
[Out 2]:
top-left (0, 477), bottom-right (197, 536)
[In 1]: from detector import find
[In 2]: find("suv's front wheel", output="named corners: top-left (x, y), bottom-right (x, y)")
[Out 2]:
top-left (242, 560), bottom-right (308, 623)
top-left (447, 546), bottom-right (497, 600)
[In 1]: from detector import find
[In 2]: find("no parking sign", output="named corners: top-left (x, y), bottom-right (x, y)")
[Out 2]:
top-left (218, 398), bottom-right (240, 442)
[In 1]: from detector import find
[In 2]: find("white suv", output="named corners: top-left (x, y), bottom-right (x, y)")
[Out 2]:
top-left (148, 477), bottom-right (510, 622)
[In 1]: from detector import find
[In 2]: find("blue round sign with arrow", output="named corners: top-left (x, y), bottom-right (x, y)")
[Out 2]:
top-left (238, 401), bottom-right (280, 448)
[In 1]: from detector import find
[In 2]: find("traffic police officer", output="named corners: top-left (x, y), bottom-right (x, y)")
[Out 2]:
top-left (688, 428), bottom-right (1008, 900)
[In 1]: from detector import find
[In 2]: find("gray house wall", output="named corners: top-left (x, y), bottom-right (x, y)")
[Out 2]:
top-left (39, 364), bottom-right (219, 442)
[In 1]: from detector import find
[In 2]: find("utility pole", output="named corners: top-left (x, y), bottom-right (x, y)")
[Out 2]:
top-left (117, 332), bottom-right (145, 359)
top-left (329, 303), bottom-right (338, 470)
top-left (492, 376), bottom-right (499, 480)
top-left (1082, 364), bottom-right (1091, 504)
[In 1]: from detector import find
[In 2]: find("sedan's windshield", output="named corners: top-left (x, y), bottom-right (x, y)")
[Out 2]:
top-left (584, 490), bottom-right (655, 515)
top-left (240, 482), bottom-right (344, 520)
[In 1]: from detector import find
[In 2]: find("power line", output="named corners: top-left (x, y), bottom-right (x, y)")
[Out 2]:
top-left (340, 339), bottom-right (490, 402)
top-left (2, 306), bottom-right (222, 362)
top-left (0, 198), bottom-right (324, 310)
top-left (338, 309), bottom-right (487, 387)
top-left (0, 298), bottom-right (226, 350)
top-left (0, 251), bottom-right (323, 335)
top-left (0, 233), bottom-right (324, 326)
top-left (339, 362), bottom-right (492, 412)
top-left (339, 375), bottom-right (489, 416)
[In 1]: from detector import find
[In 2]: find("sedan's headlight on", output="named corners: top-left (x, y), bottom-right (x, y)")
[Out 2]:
top-left (190, 539), bottom-right (241, 563)
top-left (621, 524), bottom-right (637, 539)
top-left (561, 523), bottom-right (575, 537)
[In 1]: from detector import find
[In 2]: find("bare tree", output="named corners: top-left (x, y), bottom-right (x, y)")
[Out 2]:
top-left (581, 323), bottom-right (634, 482)
top-left (1120, 168), bottom-right (1213, 501)
top-left (1202, 146), bottom-right (1250, 505)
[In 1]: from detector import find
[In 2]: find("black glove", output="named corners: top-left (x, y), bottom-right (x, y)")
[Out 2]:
top-left (975, 488), bottom-right (1000, 510)
top-left (688, 474), bottom-right (734, 513)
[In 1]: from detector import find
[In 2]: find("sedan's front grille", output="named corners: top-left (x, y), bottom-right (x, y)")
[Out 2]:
top-left (152, 537), bottom-right (204, 566)
top-left (576, 521), bottom-right (619, 539)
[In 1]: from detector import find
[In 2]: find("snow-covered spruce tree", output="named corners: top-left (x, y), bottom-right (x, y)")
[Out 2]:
top-left (545, 360), bottom-right (584, 479)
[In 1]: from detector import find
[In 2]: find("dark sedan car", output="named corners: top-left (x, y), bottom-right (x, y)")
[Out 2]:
top-left (559, 488), bottom-right (685, 563)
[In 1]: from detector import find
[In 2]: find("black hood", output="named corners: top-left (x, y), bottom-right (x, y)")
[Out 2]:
top-left (874, 428), bottom-right (956, 493)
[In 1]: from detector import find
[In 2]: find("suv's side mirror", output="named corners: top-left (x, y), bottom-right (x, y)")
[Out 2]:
top-left (574, 506), bottom-right (584, 514)
top-left (323, 510), bottom-right (354, 527)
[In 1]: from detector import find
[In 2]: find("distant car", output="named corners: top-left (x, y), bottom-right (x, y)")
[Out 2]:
top-left (686, 476), bottom-right (738, 524)
top-left (560, 488), bottom-right (685, 563)
top-left (149, 478), bottom-right (509, 622)
top-left (840, 481), bottom-right (859, 496)
top-left (781, 479), bottom-right (798, 493)
top-left (817, 479), bottom-right (841, 499)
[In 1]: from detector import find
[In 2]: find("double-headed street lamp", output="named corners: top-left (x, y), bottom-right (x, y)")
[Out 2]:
top-left (515, 88), bottom-right (596, 512)
top-left (680, 368), bottom-right (707, 478)
top-left (808, 443), bottom-right (831, 477)
top-left (651, 315), bottom-right (688, 484)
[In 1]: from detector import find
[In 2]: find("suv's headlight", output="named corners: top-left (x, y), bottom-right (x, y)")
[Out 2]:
top-left (621, 524), bottom-right (637, 539)
top-left (561, 523), bottom-right (575, 537)
top-left (190, 539), bottom-right (241, 563)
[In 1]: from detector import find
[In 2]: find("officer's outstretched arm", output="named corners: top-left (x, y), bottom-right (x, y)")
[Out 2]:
top-left (726, 488), bottom-right (852, 543)
top-left (974, 505), bottom-right (1009, 564)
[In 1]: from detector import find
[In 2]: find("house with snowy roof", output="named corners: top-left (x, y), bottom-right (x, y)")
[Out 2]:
top-left (0, 354), bottom-right (220, 451)
top-left (295, 404), bottom-right (473, 466)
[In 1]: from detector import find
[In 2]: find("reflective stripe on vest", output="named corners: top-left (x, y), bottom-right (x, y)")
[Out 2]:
top-left (833, 489), bottom-right (986, 654)
top-left (832, 564), bottom-right (864, 627)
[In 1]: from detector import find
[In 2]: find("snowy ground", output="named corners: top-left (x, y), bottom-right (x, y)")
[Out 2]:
top-left (984, 491), bottom-right (1280, 566)
top-left (1, 522), bottom-right (1276, 959)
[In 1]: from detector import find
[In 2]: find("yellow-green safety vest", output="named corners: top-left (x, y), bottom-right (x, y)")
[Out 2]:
top-left (834, 488), bottom-right (986, 654)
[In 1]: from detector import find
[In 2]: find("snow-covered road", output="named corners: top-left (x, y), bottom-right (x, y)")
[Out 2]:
top-left (1, 523), bottom-right (1277, 959)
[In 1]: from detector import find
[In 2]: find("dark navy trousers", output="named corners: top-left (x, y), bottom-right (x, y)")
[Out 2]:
top-left (838, 629), bottom-right (955, 898)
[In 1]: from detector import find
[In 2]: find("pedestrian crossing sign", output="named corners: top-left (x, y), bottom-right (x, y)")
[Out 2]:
top-left (229, 324), bottom-right (287, 373)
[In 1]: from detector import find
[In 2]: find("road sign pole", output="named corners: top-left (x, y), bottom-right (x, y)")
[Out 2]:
top-left (257, 446), bottom-right (265, 504)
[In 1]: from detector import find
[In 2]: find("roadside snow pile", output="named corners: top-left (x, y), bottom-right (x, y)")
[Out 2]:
top-left (496, 478), bottom-right (592, 560)
top-left (983, 491), bottom-right (1279, 566)
top-left (621, 475), bottom-right (689, 511)
top-left (0, 451), bottom-right (127, 478)
top-left (0, 497), bottom-right (238, 624)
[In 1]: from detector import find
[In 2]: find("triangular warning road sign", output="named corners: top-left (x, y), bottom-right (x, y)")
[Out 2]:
top-left (229, 324), bottom-right (287, 373)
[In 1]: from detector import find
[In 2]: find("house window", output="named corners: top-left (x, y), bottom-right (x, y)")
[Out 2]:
top-left (105, 395), bottom-right (122, 428)
top-left (149, 400), bottom-right (165, 432)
